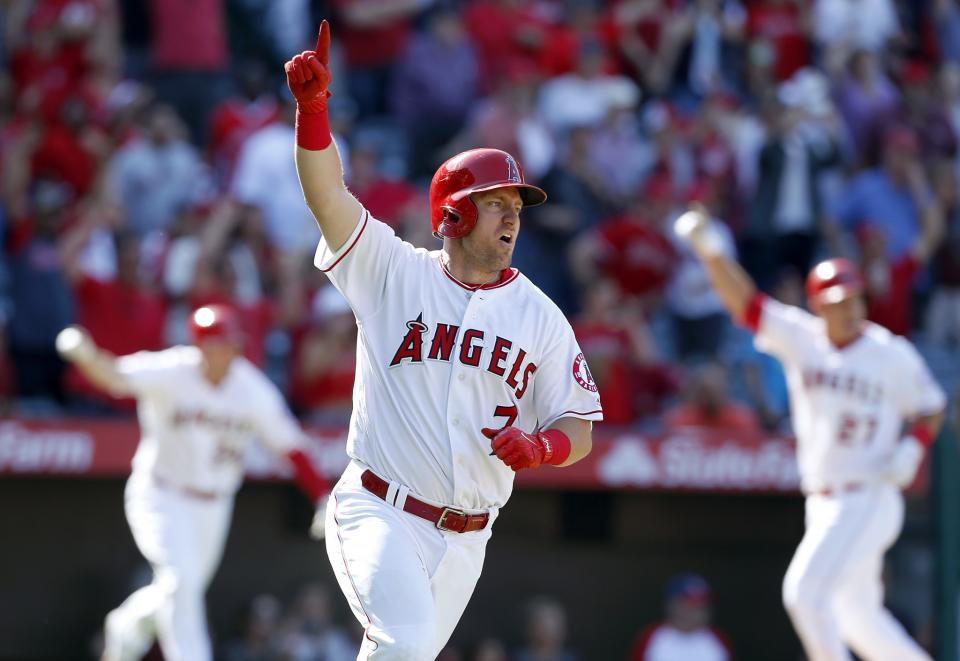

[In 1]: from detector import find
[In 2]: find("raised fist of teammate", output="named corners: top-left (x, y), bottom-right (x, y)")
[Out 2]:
top-left (884, 436), bottom-right (925, 488)
top-left (673, 204), bottom-right (725, 258)
top-left (284, 20), bottom-right (332, 113)
top-left (55, 325), bottom-right (96, 364)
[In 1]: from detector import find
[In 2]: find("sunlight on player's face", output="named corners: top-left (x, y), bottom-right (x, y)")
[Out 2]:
top-left (464, 188), bottom-right (523, 272)
top-left (819, 295), bottom-right (866, 342)
top-left (198, 340), bottom-right (240, 384)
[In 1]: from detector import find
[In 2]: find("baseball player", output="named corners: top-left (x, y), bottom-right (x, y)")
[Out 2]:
top-left (55, 305), bottom-right (328, 661)
top-left (674, 208), bottom-right (946, 661)
top-left (285, 21), bottom-right (603, 659)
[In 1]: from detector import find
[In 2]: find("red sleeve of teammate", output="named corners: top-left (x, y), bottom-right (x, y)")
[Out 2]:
top-left (740, 292), bottom-right (766, 333)
top-left (286, 449), bottom-right (329, 502)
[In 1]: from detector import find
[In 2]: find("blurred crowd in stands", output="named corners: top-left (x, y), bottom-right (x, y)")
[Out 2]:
top-left (3, 0), bottom-right (960, 433)
top-left (119, 575), bottom-right (727, 661)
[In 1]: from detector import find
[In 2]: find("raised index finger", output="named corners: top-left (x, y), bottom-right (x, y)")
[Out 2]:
top-left (315, 19), bottom-right (330, 65)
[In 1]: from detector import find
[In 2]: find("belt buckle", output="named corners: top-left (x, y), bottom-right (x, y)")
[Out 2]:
top-left (436, 507), bottom-right (466, 532)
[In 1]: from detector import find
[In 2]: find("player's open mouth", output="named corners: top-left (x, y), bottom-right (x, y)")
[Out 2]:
top-left (499, 232), bottom-right (513, 245)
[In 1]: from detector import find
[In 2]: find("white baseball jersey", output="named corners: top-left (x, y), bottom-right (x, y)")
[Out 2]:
top-left (314, 209), bottom-right (603, 510)
top-left (636, 623), bottom-right (731, 661)
top-left (117, 346), bottom-right (305, 494)
top-left (752, 297), bottom-right (946, 492)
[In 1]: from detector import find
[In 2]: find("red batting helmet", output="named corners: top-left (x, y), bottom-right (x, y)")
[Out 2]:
top-left (429, 148), bottom-right (547, 239)
top-left (189, 305), bottom-right (243, 344)
top-left (805, 258), bottom-right (864, 308)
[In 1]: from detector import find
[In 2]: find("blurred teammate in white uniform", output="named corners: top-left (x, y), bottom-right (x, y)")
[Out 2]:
top-left (56, 305), bottom-right (328, 661)
top-left (675, 208), bottom-right (946, 661)
top-left (285, 21), bottom-right (603, 659)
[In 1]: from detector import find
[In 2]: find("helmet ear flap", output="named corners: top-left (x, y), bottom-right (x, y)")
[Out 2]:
top-left (441, 205), bottom-right (461, 225)
top-left (437, 202), bottom-right (476, 239)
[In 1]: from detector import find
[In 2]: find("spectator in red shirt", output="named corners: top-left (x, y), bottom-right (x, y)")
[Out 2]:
top-left (630, 573), bottom-right (733, 661)
top-left (573, 279), bottom-right (679, 425)
top-left (746, 0), bottom-right (811, 82)
top-left (333, 0), bottom-right (425, 118)
top-left (538, 1), bottom-right (620, 78)
top-left (177, 201), bottom-right (278, 368)
top-left (148, 0), bottom-right (230, 144)
top-left (8, 0), bottom-right (111, 97)
top-left (289, 284), bottom-right (357, 424)
top-left (612, 0), bottom-right (679, 92)
top-left (464, 0), bottom-right (553, 91)
top-left (207, 62), bottom-right (281, 186)
top-left (571, 175), bottom-right (679, 313)
top-left (664, 361), bottom-right (761, 434)
top-left (347, 140), bottom-right (419, 230)
top-left (60, 209), bottom-right (166, 409)
top-left (31, 87), bottom-right (108, 200)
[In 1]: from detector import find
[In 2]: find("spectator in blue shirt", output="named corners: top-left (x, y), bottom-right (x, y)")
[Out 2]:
top-left (390, 6), bottom-right (480, 177)
top-left (827, 126), bottom-right (938, 260)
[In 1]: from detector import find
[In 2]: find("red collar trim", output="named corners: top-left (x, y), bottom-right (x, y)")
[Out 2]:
top-left (438, 256), bottom-right (519, 291)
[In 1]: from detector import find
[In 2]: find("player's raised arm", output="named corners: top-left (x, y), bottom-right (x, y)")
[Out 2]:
top-left (55, 326), bottom-right (133, 396)
top-left (673, 206), bottom-right (758, 323)
top-left (286, 20), bottom-right (362, 251)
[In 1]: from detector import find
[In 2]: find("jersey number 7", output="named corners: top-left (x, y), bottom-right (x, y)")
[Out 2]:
top-left (493, 404), bottom-right (518, 428)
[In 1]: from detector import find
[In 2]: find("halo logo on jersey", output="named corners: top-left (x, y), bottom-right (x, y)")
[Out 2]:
top-left (390, 313), bottom-right (429, 365)
top-left (572, 353), bottom-right (598, 393)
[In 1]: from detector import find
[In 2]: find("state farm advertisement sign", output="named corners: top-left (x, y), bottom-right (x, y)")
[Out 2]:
top-left (515, 432), bottom-right (800, 493)
top-left (0, 418), bottom-right (928, 495)
top-left (0, 417), bottom-right (807, 493)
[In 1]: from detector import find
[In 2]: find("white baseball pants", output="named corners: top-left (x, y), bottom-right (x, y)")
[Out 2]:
top-left (325, 461), bottom-right (497, 661)
top-left (782, 483), bottom-right (931, 661)
top-left (103, 474), bottom-right (233, 661)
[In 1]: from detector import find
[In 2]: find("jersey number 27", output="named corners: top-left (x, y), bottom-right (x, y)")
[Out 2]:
top-left (836, 412), bottom-right (878, 447)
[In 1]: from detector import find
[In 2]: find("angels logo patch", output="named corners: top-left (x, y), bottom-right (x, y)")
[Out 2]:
top-left (572, 353), bottom-right (598, 393)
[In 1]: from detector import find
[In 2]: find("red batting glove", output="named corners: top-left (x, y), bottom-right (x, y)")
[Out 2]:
top-left (482, 427), bottom-right (572, 472)
top-left (284, 20), bottom-right (332, 113)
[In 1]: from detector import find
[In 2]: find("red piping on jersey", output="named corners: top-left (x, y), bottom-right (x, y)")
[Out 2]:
top-left (332, 492), bottom-right (379, 657)
top-left (741, 292), bottom-right (766, 332)
top-left (320, 211), bottom-right (369, 273)
top-left (556, 408), bottom-right (604, 417)
top-left (438, 255), bottom-right (519, 291)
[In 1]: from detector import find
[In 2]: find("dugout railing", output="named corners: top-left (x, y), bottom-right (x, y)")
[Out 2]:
top-left (936, 424), bottom-right (960, 661)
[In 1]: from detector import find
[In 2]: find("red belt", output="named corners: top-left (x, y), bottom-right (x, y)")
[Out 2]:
top-left (360, 470), bottom-right (490, 533)
top-left (812, 482), bottom-right (864, 498)
top-left (153, 474), bottom-right (225, 501)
